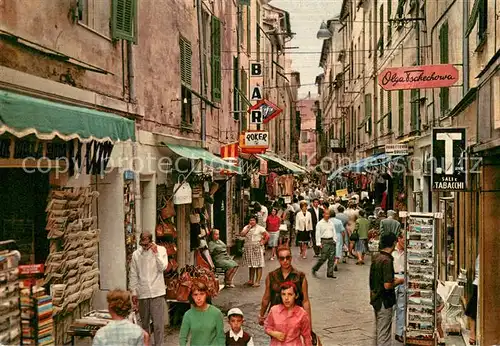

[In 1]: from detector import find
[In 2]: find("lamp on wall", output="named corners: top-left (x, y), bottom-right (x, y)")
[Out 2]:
top-left (316, 21), bottom-right (332, 40)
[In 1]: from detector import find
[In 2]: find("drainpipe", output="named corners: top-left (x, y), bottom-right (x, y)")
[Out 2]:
top-left (127, 41), bottom-right (135, 102)
top-left (463, 0), bottom-right (470, 93)
top-left (196, 0), bottom-right (207, 148)
top-left (430, 0), bottom-right (458, 126)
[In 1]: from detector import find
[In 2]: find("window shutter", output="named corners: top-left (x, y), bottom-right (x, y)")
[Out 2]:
top-left (465, 0), bottom-right (480, 37)
top-left (233, 56), bottom-right (240, 120)
top-left (387, 0), bottom-right (392, 42)
top-left (387, 91), bottom-right (392, 131)
top-left (396, 0), bottom-right (406, 18)
top-left (211, 16), bottom-right (222, 102)
top-left (180, 38), bottom-right (192, 86)
top-left (365, 94), bottom-right (372, 134)
top-left (112, 0), bottom-right (137, 42)
top-left (439, 23), bottom-right (449, 116)
top-left (398, 90), bottom-right (404, 135)
top-left (379, 4), bottom-right (384, 55)
top-left (246, 6), bottom-right (251, 54)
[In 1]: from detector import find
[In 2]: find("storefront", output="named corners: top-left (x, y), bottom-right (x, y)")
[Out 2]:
top-left (0, 89), bottom-right (135, 344)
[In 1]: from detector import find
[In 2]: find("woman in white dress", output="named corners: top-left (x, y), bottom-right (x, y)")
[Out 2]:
top-left (294, 201), bottom-right (313, 259)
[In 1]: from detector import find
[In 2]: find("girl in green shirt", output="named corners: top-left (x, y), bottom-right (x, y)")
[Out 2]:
top-left (179, 281), bottom-right (225, 346)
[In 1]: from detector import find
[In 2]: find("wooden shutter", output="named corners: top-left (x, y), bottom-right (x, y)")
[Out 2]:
top-left (180, 38), bottom-right (192, 86)
top-left (365, 94), bottom-right (372, 134)
top-left (112, 0), bottom-right (137, 42)
top-left (379, 4), bottom-right (384, 55)
top-left (398, 90), bottom-right (404, 135)
top-left (439, 22), bottom-right (449, 115)
top-left (465, 0), bottom-right (480, 37)
top-left (379, 89), bottom-right (384, 133)
top-left (387, 91), bottom-right (392, 131)
top-left (246, 6), bottom-right (251, 54)
top-left (233, 56), bottom-right (240, 120)
top-left (211, 16), bottom-right (222, 102)
top-left (387, 0), bottom-right (392, 42)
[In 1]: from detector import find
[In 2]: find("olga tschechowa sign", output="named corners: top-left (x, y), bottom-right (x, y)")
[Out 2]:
top-left (432, 128), bottom-right (466, 191)
top-left (378, 64), bottom-right (459, 91)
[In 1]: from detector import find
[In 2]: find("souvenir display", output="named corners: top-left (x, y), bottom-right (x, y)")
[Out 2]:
top-left (20, 286), bottom-right (54, 345)
top-left (124, 181), bottom-right (137, 286)
top-left (0, 246), bottom-right (21, 345)
top-left (405, 213), bottom-right (437, 345)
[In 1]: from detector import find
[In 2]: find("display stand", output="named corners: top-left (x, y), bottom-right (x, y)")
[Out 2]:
top-left (19, 264), bottom-right (54, 346)
top-left (0, 240), bottom-right (21, 345)
top-left (405, 213), bottom-right (437, 345)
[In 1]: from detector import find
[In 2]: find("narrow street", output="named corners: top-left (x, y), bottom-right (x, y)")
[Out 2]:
top-left (166, 248), bottom-right (377, 345)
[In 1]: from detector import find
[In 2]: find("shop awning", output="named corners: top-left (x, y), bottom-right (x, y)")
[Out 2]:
top-left (328, 154), bottom-right (400, 180)
top-left (167, 144), bottom-right (241, 174)
top-left (257, 153), bottom-right (306, 174)
top-left (0, 90), bottom-right (135, 142)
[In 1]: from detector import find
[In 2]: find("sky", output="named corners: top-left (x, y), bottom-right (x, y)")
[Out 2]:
top-left (269, 0), bottom-right (342, 98)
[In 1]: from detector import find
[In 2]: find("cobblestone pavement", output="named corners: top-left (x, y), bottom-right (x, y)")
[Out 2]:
top-left (166, 247), bottom-right (378, 346)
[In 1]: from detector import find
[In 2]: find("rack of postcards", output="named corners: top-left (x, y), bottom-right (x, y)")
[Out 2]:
top-left (405, 213), bottom-right (437, 345)
top-left (0, 241), bottom-right (21, 345)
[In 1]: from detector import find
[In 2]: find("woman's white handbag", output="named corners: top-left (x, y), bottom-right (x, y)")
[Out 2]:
top-left (173, 175), bottom-right (192, 205)
top-left (279, 223), bottom-right (288, 231)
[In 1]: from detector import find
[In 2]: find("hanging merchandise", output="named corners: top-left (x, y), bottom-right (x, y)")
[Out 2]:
top-left (405, 213), bottom-right (437, 345)
top-left (0, 242), bottom-right (21, 345)
top-left (160, 198), bottom-right (176, 219)
top-left (192, 196), bottom-right (205, 209)
top-left (191, 184), bottom-right (203, 198)
top-left (189, 211), bottom-right (201, 224)
top-left (250, 172), bottom-right (260, 188)
top-left (124, 181), bottom-right (137, 287)
top-left (173, 175), bottom-right (192, 205)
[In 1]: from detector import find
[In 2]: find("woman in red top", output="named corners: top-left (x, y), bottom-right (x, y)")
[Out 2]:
top-left (266, 208), bottom-right (281, 260)
top-left (264, 281), bottom-right (312, 346)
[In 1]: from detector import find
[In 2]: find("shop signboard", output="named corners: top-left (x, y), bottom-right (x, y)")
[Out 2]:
top-left (378, 64), bottom-right (459, 91)
top-left (247, 99), bottom-right (283, 124)
top-left (385, 144), bottom-right (409, 155)
top-left (19, 264), bottom-right (44, 275)
top-left (431, 128), bottom-right (466, 191)
top-left (239, 131), bottom-right (269, 154)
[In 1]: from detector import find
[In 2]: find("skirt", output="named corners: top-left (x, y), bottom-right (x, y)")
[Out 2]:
top-left (335, 233), bottom-right (343, 259)
top-left (268, 232), bottom-right (279, 247)
top-left (242, 243), bottom-right (265, 268)
top-left (296, 230), bottom-right (310, 243)
top-left (355, 239), bottom-right (368, 254)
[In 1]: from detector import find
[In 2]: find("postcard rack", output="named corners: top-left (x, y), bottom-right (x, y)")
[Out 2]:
top-left (405, 213), bottom-right (437, 345)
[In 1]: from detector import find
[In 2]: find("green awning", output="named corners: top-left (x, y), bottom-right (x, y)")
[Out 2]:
top-left (167, 144), bottom-right (241, 174)
top-left (258, 153), bottom-right (305, 174)
top-left (0, 90), bottom-right (135, 142)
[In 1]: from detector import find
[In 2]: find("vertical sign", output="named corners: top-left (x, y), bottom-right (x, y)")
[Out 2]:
top-left (250, 62), bottom-right (263, 77)
top-left (431, 128), bottom-right (466, 191)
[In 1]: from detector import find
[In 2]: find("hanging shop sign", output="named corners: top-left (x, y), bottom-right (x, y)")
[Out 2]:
top-left (385, 144), bottom-right (409, 155)
top-left (431, 128), bottom-right (466, 191)
top-left (239, 131), bottom-right (269, 154)
top-left (247, 99), bottom-right (283, 124)
top-left (378, 64), bottom-right (459, 91)
top-left (250, 62), bottom-right (263, 77)
top-left (251, 86), bottom-right (263, 101)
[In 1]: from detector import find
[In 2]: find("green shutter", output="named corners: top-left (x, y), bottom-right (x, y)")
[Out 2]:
top-left (396, 0), bottom-right (406, 18)
top-left (112, 0), bottom-right (136, 42)
top-left (465, 0), bottom-right (481, 37)
top-left (411, 89), bottom-right (419, 130)
top-left (387, 0), bottom-right (392, 42)
top-left (233, 56), bottom-right (240, 120)
top-left (211, 16), bottom-right (222, 102)
top-left (398, 90), bottom-right (404, 135)
top-left (256, 24), bottom-right (261, 61)
top-left (379, 4), bottom-right (384, 55)
top-left (379, 89), bottom-right (384, 132)
top-left (180, 38), bottom-right (192, 86)
top-left (439, 22), bottom-right (449, 115)
top-left (247, 6), bottom-right (251, 54)
top-left (365, 94), bottom-right (372, 134)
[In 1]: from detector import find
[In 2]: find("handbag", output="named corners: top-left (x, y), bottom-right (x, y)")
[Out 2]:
top-left (165, 273), bottom-right (179, 300)
top-left (192, 196), bottom-right (205, 209)
top-left (350, 230), bottom-right (359, 242)
top-left (191, 184), bottom-right (203, 198)
top-left (176, 270), bottom-right (193, 301)
top-left (190, 211), bottom-right (201, 224)
top-left (279, 223), bottom-right (288, 231)
top-left (173, 175), bottom-right (192, 205)
top-left (166, 258), bottom-right (179, 273)
top-left (160, 198), bottom-right (176, 219)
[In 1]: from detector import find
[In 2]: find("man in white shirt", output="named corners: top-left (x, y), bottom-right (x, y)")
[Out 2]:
top-left (392, 232), bottom-right (406, 343)
top-left (130, 231), bottom-right (169, 345)
top-left (260, 204), bottom-right (269, 223)
top-left (312, 212), bottom-right (338, 278)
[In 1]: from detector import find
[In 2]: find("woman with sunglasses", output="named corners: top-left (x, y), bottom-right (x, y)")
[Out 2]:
top-left (264, 281), bottom-right (312, 346)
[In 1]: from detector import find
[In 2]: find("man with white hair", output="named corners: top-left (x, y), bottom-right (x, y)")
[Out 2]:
top-left (380, 210), bottom-right (401, 236)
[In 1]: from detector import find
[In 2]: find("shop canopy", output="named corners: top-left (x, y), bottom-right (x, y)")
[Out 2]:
top-left (328, 154), bottom-right (401, 180)
top-left (0, 90), bottom-right (135, 142)
top-left (258, 153), bottom-right (307, 174)
top-left (167, 143), bottom-right (241, 174)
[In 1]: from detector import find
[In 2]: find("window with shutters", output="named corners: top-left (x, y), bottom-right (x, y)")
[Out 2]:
top-left (211, 16), bottom-right (222, 102)
top-left (378, 4), bottom-right (384, 56)
top-left (398, 90), bottom-right (404, 135)
top-left (111, 0), bottom-right (136, 42)
top-left (202, 11), bottom-right (210, 97)
top-left (77, 0), bottom-right (112, 38)
top-left (241, 68), bottom-right (248, 129)
top-left (368, 11), bottom-right (373, 57)
top-left (233, 56), bottom-right (240, 121)
top-left (387, 0), bottom-right (392, 45)
top-left (439, 22), bottom-right (450, 117)
top-left (365, 94), bottom-right (372, 134)
top-left (180, 37), bottom-right (193, 124)
top-left (379, 89), bottom-right (385, 134)
top-left (410, 88), bottom-right (419, 131)
top-left (477, 0), bottom-right (487, 46)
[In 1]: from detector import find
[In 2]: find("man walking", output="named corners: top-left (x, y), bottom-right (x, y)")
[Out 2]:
top-left (308, 198), bottom-right (323, 257)
top-left (369, 232), bottom-right (402, 346)
top-left (312, 211), bottom-right (338, 278)
top-left (130, 231), bottom-right (169, 345)
top-left (393, 232), bottom-right (406, 343)
top-left (380, 210), bottom-right (401, 236)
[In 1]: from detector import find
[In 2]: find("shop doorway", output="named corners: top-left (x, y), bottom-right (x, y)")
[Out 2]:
top-left (212, 181), bottom-right (227, 243)
top-left (0, 169), bottom-right (50, 264)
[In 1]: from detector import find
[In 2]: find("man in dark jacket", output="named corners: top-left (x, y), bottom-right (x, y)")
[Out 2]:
top-left (308, 198), bottom-right (323, 257)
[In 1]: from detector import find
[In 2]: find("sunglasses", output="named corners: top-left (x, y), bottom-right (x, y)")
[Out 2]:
top-left (278, 255), bottom-right (292, 261)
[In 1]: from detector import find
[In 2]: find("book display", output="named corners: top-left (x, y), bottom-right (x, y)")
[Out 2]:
top-left (20, 286), bottom-right (54, 345)
top-left (0, 243), bottom-right (21, 345)
top-left (405, 213), bottom-right (437, 345)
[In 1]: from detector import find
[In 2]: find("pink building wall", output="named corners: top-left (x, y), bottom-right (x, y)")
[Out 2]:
top-left (298, 97), bottom-right (318, 167)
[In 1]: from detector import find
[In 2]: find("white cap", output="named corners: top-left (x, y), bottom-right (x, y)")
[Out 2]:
top-left (227, 308), bottom-right (244, 317)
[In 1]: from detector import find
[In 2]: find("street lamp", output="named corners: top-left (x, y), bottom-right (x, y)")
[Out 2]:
top-left (316, 21), bottom-right (332, 40)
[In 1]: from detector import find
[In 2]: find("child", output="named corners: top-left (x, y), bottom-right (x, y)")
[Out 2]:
top-left (226, 308), bottom-right (254, 346)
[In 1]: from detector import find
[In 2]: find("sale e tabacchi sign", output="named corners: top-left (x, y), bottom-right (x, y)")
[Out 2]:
top-left (378, 64), bottom-right (459, 91)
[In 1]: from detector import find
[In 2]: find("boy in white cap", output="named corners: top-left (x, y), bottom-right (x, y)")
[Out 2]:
top-left (226, 308), bottom-right (254, 346)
